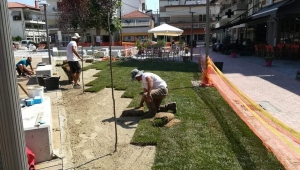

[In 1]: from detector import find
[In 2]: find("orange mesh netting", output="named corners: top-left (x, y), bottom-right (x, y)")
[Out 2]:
top-left (123, 42), bottom-right (135, 57)
top-left (203, 56), bottom-right (300, 170)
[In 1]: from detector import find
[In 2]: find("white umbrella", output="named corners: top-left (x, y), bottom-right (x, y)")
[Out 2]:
top-left (148, 23), bottom-right (183, 38)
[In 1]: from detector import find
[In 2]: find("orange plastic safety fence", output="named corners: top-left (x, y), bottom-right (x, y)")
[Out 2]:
top-left (123, 45), bottom-right (133, 57)
top-left (205, 56), bottom-right (300, 170)
top-left (199, 56), bottom-right (213, 86)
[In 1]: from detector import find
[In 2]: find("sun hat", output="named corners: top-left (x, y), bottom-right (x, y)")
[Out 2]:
top-left (130, 69), bottom-right (144, 81)
top-left (71, 33), bottom-right (81, 39)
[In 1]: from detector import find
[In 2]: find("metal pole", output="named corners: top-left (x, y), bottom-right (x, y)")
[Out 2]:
top-left (205, 0), bottom-right (210, 62)
top-left (119, 6), bottom-right (122, 45)
top-left (190, 11), bottom-right (195, 61)
top-left (44, 4), bottom-right (51, 65)
top-left (0, 0), bottom-right (28, 169)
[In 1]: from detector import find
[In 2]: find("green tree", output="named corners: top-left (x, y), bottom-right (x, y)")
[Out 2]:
top-left (87, 0), bottom-right (122, 34)
top-left (57, 0), bottom-right (121, 36)
top-left (15, 36), bottom-right (22, 41)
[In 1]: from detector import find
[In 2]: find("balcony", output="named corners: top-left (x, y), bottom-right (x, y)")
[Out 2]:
top-left (24, 19), bottom-right (46, 24)
top-left (122, 22), bottom-right (150, 27)
top-left (220, 1), bottom-right (248, 15)
top-left (48, 24), bottom-right (60, 30)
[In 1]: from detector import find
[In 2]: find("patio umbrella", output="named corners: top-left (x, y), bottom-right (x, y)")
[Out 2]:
top-left (148, 23), bottom-right (183, 38)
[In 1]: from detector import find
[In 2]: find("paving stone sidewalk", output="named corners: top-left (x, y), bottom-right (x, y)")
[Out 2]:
top-left (194, 47), bottom-right (300, 133)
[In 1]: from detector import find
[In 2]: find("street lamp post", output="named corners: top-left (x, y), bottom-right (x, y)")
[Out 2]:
top-left (39, 0), bottom-right (51, 65)
top-left (190, 11), bottom-right (195, 61)
top-left (205, 0), bottom-right (210, 59)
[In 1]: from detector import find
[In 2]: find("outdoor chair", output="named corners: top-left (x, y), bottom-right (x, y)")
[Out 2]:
top-left (274, 44), bottom-right (284, 59)
top-left (282, 44), bottom-right (291, 59)
top-left (267, 45), bottom-right (275, 59)
top-left (258, 44), bottom-right (268, 58)
top-left (254, 45), bottom-right (259, 57)
top-left (290, 44), bottom-right (299, 59)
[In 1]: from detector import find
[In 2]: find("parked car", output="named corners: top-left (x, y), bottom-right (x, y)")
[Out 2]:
top-left (21, 40), bottom-right (33, 48)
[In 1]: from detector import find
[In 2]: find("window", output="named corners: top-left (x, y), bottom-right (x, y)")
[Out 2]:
top-left (25, 24), bottom-right (31, 28)
top-left (199, 15), bottom-right (202, 22)
top-left (12, 11), bottom-right (22, 21)
top-left (199, 15), bottom-right (206, 22)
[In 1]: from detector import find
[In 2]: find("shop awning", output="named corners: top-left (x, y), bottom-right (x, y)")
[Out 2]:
top-left (252, 1), bottom-right (287, 19)
top-left (212, 16), bottom-right (252, 31)
top-left (182, 29), bottom-right (205, 35)
top-left (277, 0), bottom-right (300, 17)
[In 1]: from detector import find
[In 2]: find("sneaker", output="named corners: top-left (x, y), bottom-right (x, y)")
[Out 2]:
top-left (167, 102), bottom-right (177, 113)
top-left (73, 84), bottom-right (81, 89)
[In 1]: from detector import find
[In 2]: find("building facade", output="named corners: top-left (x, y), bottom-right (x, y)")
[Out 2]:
top-left (43, 0), bottom-right (146, 46)
top-left (8, 2), bottom-right (46, 42)
top-left (213, 0), bottom-right (293, 46)
top-left (159, 0), bottom-right (220, 43)
top-left (121, 10), bottom-right (154, 42)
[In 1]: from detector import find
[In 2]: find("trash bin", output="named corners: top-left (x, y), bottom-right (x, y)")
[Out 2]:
top-left (37, 75), bottom-right (51, 87)
top-left (214, 62), bottom-right (223, 72)
top-left (44, 76), bottom-right (60, 90)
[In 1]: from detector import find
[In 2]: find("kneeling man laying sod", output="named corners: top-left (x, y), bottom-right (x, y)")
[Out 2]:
top-left (130, 69), bottom-right (176, 117)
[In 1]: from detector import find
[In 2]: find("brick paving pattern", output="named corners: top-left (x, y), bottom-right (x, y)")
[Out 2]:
top-left (194, 47), bottom-right (300, 133)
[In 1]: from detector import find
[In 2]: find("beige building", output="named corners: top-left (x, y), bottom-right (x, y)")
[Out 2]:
top-left (159, 0), bottom-right (220, 43)
top-left (121, 10), bottom-right (154, 42)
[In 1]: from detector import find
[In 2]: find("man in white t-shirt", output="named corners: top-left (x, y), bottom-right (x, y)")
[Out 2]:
top-left (131, 69), bottom-right (176, 116)
top-left (67, 33), bottom-right (83, 89)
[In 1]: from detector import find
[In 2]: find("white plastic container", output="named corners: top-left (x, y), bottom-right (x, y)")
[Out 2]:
top-left (27, 86), bottom-right (44, 98)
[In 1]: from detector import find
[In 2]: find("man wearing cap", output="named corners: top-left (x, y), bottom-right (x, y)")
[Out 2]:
top-left (67, 33), bottom-right (83, 89)
top-left (131, 69), bottom-right (176, 116)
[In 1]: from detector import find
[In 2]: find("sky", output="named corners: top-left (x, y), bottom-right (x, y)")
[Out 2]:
top-left (8, 0), bottom-right (159, 11)
top-left (8, 0), bottom-right (34, 6)
top-left (146, 0), bottom-right (159, 12)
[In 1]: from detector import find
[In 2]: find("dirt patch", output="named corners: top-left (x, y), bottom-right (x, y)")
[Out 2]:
top-left (58, 65), bottom-right (155, 169)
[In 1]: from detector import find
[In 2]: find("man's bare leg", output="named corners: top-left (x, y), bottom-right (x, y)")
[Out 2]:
top-left (74, 72), bottom-right (80, 85)
top-left (17, 64), bottom-right (24, 73)
top-left (71, 73), bottom-right (76, 84)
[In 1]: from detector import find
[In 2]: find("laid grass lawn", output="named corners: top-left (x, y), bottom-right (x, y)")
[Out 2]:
top-left (84, 59), bottom-right (284, 169)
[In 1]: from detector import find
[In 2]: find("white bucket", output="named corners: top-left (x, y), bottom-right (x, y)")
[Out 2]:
top-left (27, 86), bottom-right (44, 98)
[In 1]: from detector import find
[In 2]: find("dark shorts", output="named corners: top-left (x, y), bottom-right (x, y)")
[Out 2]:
top-left (16, 67), bottom-right (30, 75)
top-left (68, 61), bottom-right (81, 74)
top-left (16, 67), bottom-right (22, 75)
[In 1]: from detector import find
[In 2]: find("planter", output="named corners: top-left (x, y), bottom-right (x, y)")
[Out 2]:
top-left (231, 52), bottom-right (237, 58)
top-left (265, 60), bottom-right (273, 67)
top-left (296, 74), bottom-right (300, 81)
top-left (182, 56), bottom-right (190, 62)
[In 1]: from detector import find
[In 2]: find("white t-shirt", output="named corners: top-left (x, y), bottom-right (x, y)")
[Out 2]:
top-left (142, 73), bottom-right (167, 90)
top-left (67, 41), bottom-right (78, 61)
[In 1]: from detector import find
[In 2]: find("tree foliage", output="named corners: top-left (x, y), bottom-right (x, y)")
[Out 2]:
top-left (57, 0), bottom-right (121, 34)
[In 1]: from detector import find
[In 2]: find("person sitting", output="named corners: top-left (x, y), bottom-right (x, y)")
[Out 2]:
top-left (214, 40), bottom-right (220, 51)
top-left (16, 57), bottom-right (34, 77)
